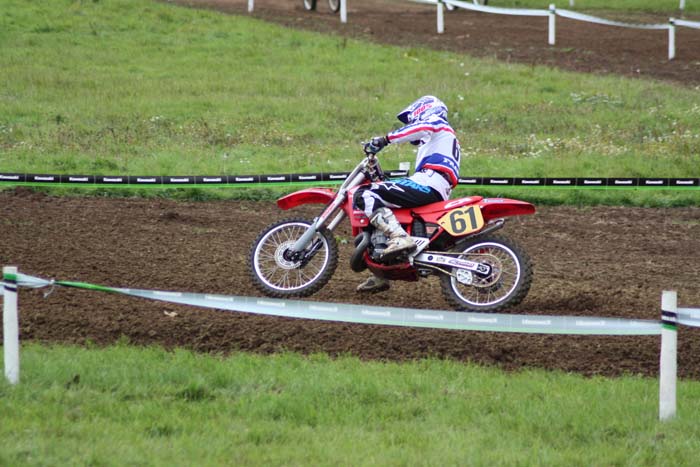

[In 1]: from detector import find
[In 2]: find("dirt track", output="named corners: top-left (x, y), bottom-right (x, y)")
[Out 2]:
top-left (2, 188), bottom-right (700, 377)
top-left (3, 1), bottom-right (700, 378)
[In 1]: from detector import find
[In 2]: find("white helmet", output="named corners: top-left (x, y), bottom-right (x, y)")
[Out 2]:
top-left (396, 95), bottom-right (448, 124)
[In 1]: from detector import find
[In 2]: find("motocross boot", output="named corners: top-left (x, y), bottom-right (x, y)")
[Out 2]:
top-left (370, 207), bottom-right (416, 260)
top-left (356, 274), bottom-right (390, 293)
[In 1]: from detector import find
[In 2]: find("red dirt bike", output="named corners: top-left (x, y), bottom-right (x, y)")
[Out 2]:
top-left (248, 152), bottom-right (535, 312)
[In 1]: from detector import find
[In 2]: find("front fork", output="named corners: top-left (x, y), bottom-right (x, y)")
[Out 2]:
top-left (283, 195), bottom-right (349, 267)
top-left (288, 173), bottom-right (364, 254)
top-left (282, 210), bottom-right (346, 264)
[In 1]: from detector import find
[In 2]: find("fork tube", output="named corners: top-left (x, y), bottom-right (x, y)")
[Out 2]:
top-left (326, 211), bottom-right (347, 232)
top-left (339, 168), bottom-right (365, 192)
top-left (290, 168), bottom-right (365, 252)
top-left (289, 196), bottom-right (343, 252)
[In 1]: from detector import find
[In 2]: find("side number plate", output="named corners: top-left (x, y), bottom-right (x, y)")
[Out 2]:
top-left (438, 205), bottom-right (484, 236)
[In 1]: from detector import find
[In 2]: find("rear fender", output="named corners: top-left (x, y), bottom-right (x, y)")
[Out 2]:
top-left (429, 197), bottom-right (534, 241)
top-left (478, 198), bottom-right (536, 221)
top-left (277, 188), bottom-right (336, 210)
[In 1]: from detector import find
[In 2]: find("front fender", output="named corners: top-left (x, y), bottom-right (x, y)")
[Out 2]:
top-left (277, 188), bottom-right (336, 210)
top-left (478, 198), bottom-right (536, 221)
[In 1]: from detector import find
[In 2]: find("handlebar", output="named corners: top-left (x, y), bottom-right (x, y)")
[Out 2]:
top-left (361, 148), bottom-right (383, 182)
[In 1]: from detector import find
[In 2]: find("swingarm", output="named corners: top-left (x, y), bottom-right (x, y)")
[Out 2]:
top-left (413, 251), bottom-right (492, 276)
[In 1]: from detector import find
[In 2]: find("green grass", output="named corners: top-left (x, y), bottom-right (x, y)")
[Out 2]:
top-left (1, 0), bottom-right (699, 207)
top-left (2, 343), bottom-right (700, 466)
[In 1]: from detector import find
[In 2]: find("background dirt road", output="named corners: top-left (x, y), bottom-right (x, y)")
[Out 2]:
top-left (181, 0), bottom-right (700, 86)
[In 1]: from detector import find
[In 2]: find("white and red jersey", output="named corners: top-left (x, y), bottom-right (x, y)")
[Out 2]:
top-left (386, 115), bottom-right (461, 200)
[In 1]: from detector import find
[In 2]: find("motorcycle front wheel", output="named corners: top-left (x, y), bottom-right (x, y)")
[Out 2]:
top-left (249, 218), bottom-right (338, 298)
top-left (303, 0), bottom-right (317, 10)
top-left (440, 234), bottom-right (532, 312)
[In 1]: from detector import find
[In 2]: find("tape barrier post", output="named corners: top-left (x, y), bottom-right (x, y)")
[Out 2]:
top-left (548, 4), bottom-right (556, 45)
top-left (659, 290), bottom-right (678, 421)
top-left (340, 0), bottom-right (347, 24)
top-left (679, 0), bottom-right (685, 10)
top-left (247, 0), bottom-right (254, 12)
top-left (3, 266), bottom-right (19, 385)
top-left (668, 18), bottom-right (676, 61)
top-left (437, 0), bottom-right (445, 34)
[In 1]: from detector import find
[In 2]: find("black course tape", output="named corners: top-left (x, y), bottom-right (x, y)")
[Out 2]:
top-left (1, 172), bottom-right (699, 189)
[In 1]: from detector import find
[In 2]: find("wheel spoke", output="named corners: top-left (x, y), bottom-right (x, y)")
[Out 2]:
top-left (253, 221), bottom-right (332, 293)
top-left (450, 243), bottom-right (522, 307)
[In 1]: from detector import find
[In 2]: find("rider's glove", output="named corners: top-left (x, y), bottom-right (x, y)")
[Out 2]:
top-left (363, 136), bottom-right (389, 155)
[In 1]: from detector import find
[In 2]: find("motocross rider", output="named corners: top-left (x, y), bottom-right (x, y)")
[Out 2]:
top-left (355, 95), bottom-right (461, 293)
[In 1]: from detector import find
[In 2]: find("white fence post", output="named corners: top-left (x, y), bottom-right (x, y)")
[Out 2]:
top-left (668, 18), bottom-right (676, 60)
top-left (437, 0), bottom-right (445, 34)
top-left (679, 0), bottom-right (686, 10)
top-left (247, 0), bottom-right (254, 13)
top-left (3, 266), bottom-right (19, 385)
top-left (548, 4), bottom-right (556, 45)
top-left (340, 0), bottom-right (347, 24)
top-left (659, 290), bottom-right (678, 421)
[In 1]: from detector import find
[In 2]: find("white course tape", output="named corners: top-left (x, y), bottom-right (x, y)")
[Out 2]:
top-left (556, 9), bottom-right (669, 30)
top-left (7, 272), bottom-right (663, 336)
top-left (678, 307), bottom-right (700, 328)
top-left (444, 0), bottom-right (549, 16)
top-left (431, 1), bottom-right (675, 30)
top-left (2, 275), bottom-right (49, 296)
top-left (4, 276), bottom-right (55, 290)
top-left (119, 287), bottom-right (664, 335)
top-left (11, 272), bottom-right (700, 332)
top-left (675, 19), bottom-right (700, 29)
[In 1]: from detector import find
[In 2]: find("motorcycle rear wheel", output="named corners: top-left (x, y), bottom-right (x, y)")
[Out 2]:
top-left (440, 234), bottom-right (532, 312)
top-left (249, 218), bottom-right (338, 298)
